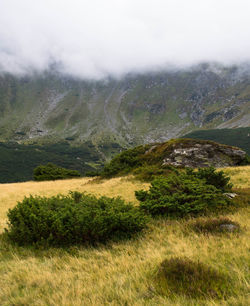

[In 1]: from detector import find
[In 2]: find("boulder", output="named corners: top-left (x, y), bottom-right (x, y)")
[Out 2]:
top-left (161, 139), bottom-right (246, 168)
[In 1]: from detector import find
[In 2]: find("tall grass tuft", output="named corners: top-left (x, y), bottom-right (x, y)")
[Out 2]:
top-left (155, 257), bottom-right (233, 299)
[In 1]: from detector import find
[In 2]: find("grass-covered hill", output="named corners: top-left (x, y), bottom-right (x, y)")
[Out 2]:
top-left (101, 138), bottom-right (248, 180)
top-left (0, 166), bottom-right (249, 305)
top-left (183, 127), bottom-right (250, 154)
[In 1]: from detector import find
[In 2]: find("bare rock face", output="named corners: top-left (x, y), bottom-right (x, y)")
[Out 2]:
top-left (162, 140), bottom-right (246, 168)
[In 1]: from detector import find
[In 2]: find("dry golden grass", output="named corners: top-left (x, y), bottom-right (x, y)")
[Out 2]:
top-left (0, 166), bottom-right (249, 305)
top-left (0, 176), bottom-right (149, 231)
top-left (220, 165), bottom-right (250, 188)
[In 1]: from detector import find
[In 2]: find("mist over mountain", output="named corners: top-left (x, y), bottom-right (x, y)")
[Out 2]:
top-left (0, 1), bottom-right (249, 177)
top-left (1, 0), bottom-right (250, 79)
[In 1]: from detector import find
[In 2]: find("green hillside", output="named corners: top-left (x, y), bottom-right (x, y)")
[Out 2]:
top-left (0, 141), bottom-right (103, 183)
top-left (182, 127), bottom-right (250, 154)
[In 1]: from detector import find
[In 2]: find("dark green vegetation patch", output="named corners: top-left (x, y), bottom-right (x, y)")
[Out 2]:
top-left (135, 168), bottom-right (232, 217)
top-left (186, 167), bottom-right (233, 192)
top-left (6, 192), bottom-right (149, 246)
top-left (33, 163), bottom-right (81, 181)
top-left (101, 145), bottom-right (148, 178)
top-left (183, 127), bottom-right (250, 155)
top-left (0, 141), bottom-right (102, 183)
top-left (155, 257), bottom-right (233, 299)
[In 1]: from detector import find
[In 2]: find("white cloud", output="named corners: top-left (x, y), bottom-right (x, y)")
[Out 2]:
top-left (0, 0), bottom-right (250, 78)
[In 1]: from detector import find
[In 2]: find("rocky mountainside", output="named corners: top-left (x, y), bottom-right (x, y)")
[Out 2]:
top-left (0, 63), bottom-right (249, 155)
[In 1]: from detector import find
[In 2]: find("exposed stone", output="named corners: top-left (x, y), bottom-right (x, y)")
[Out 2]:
top-left (162, 140), bottom-right (246, 168)
top-left (179, 112), bottom-right (187, 119)
top-left (219, 224), bottom-right (239, 232)
top-left (223, 193), bottom-right (237, 199)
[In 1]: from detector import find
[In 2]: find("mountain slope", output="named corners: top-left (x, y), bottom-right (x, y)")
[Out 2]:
top-left (0, 64), bottom-right (249, 152)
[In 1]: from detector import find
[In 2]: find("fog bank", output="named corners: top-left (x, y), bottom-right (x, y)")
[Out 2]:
top-left (1, 0), bottom-right (250, 79)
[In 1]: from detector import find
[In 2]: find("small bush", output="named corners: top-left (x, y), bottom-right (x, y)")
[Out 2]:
top-left (239, 154), bottom-right (250, 165)
top-left (187, 167), bottom-right (233, 192)
top-left (69, 191), bottom-right (83, 203)
top-left (6, 192), bottom-right (149, 246)
top-left (136, 172), bottom-right (231, 217)
top-left (155, 257), bottom-right (233, 299)
top-left (133, 165), bottom-right (178, 181)
top-left (33, 163), bottom-right (81, 181)
top-left (85, 170), bottom-right (101, 177)
top-left (101, 146), bottom-right (146, 178)
top-left (191, 217), bottom-right (240, 235)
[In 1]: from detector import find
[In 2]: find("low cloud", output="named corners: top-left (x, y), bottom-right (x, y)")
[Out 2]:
top-left (1, 0), bottom-right (250, 79)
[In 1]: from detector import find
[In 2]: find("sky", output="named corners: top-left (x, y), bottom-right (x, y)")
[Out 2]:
top-left (0, 0), bottom-right (250, 79)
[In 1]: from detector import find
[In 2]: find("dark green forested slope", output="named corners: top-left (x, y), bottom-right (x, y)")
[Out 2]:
top-left (0, 141), bottom-right (103, 183)
top-left (182, 127), bottom-right (250, 154)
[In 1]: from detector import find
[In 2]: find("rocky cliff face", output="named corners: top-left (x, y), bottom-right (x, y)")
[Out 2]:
top-left (0, 63), bottom-right (249, 153)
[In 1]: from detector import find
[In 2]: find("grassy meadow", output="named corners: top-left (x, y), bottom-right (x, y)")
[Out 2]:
top-left (0, 166), bottom-right (249, 305)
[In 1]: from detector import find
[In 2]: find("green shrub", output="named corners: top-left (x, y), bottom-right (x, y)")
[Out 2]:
top-left (135, 171), bottom-right (231, 217)
top-left (6, 192), bottom-right (149, 246)
top-left (33, 163), bottom-right (81, 181)
top-left (69, 191), bottom-right (83, 203)
top-left (133, 165), bottom-right (178, 181)
top-left (187, 167), bottom-right (233, 192)
top-left (155, 257), bottom-right (233, 299)
top-left (101, 146), bottom-right (147, 178)
top-left (85, 170), bottom-right (101, 177)
top-left (240, 154), bottom-right (250, 165)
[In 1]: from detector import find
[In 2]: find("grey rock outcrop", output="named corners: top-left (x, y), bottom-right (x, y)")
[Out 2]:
top-left (162, 140), bottom-right (246, 168)
top-left (219, 224), bottom-right (239, 232)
